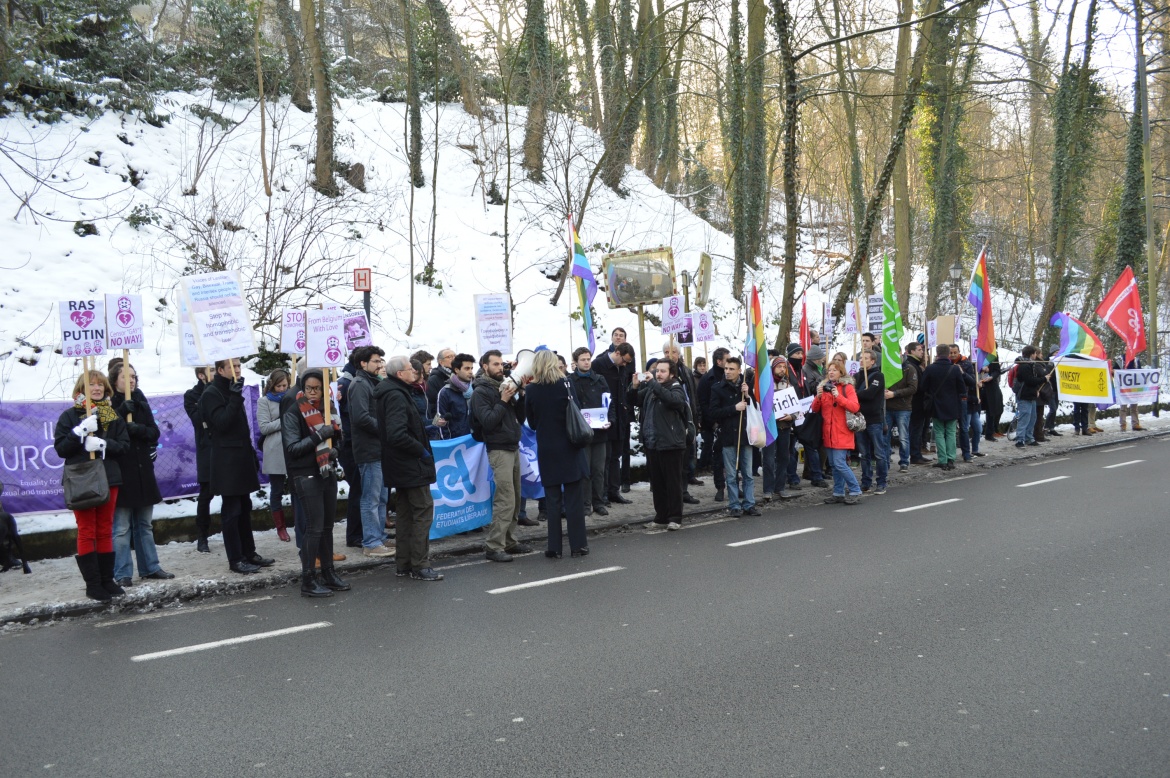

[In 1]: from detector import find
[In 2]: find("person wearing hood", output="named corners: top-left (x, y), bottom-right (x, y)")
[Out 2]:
top-left (281, 369), bottom-right (350, 598)
top-left (762, 355), bottom-right (798, 501)
top-left (569, 347), bottom-right (612, 517)
top-left (471, 350), bottom-right (534, 563)
top-left (258, 369), bottom-right (292, 542)
top-left (437, 353), bottom-right (477, 439)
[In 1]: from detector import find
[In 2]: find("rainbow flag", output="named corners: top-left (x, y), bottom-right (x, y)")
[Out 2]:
top-left (744, 285), bottom-right (778, 446)
top-left (966, 245), bottom-right (997, 370)
top-left (568, 216), bottom-right (597, 351)
top-left (1049, 311), bottom-right (1107, 360)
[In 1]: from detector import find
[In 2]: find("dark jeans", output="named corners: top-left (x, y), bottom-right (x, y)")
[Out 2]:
top-left (910, 405), bottom-right (930, 458)
top-left (584, 440), bottom-right (607, 510)
top-left (1044, 393), bottom-right (1059, 431)
top-left (219, 494), bottom-right (257, 565)
top-left (1072, 403), bottom-right (1090, 431)
top-left (339, 444), bottom-right (363, 546)
top-left (647, 448), bottom-right (685, 524)
top-left (857, 424), bottom-right (889, 490)
top-left (394, 485), bottom-right (434, 572)
top-left (545, 479), bottom-right (587, 553)
top-left (983, 390), bottom-right (1004, 439)
top-left (292, 473), bottom-right (337, 572)
top-left (958, 405), bottom-right (971, 460)
top-left (701, 426), bottom-right (725, 488)
top-left (196, 482), bottom-right (213, 540)
top-left (762, 428), bottom-right (792, 494)
top-left (606, 438), bottom-right (623, 496)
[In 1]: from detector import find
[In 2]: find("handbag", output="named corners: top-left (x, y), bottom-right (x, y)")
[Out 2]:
top-left (846, 410), bottom-right (867, 432)
top-left (745, 401), bottom-right (767, 448)
top-left (794, 409), bottom-right (823, 447)
top-left (562, 380), bottom-right (594, 448)
top-left (62, 458), bottom-right (110, 511)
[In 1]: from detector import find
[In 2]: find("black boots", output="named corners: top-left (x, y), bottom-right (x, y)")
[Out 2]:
top-left (75, 553), bottom-right (111, 602)
top-left (97, 551), bottom-right (125, 596)
top-left (318, 567), bottom-right (351, 592)
top-left (300, 569), bottom-right (332, 598)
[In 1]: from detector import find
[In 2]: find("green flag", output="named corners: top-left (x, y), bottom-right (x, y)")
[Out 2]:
top-left (881, 254), bottom-right (904, 384)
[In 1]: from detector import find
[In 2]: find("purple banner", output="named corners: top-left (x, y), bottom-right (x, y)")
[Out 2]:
top-left (0, 386), bottom-right (264, 515)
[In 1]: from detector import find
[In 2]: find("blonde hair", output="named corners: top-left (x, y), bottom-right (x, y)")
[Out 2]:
top-left (824, 362), bottom-right (844, 380)
top-left (530, 350), bottom-right (563, 384)
top-left (72, 370), bottom-right (112, 401)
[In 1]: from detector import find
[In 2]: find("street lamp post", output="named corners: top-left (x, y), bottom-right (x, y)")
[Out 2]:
top-left (949, 259), bottom-right (964, 316)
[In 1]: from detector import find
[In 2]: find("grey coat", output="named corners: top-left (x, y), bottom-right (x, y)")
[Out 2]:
top-left (257, 395), bottom-right (286, 475)
top-left (347, 368), bottom-right (382, 464)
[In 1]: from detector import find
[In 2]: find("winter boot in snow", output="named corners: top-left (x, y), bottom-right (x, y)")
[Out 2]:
top-left (300, 569), bottom-right (332, 598)
top-left (97, 551), bottom-right (125, 596)
top-left (272, 508), bottom-right (290, 543)
top-left (75, 553), bottom-right (111, 602)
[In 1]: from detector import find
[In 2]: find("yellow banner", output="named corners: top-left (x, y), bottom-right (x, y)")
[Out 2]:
top-left (1054, 358), bottom-right (1113, 403)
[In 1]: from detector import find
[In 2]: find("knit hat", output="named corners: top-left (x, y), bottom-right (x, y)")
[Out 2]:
top-left (786, 342), bottom-right (803, 358)
top-left (771, 355), bottom-right (788, 372)
top-left (807, 345), bottom-right (826, 362)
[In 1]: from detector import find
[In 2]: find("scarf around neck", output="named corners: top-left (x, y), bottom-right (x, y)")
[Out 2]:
top-left (296, 392), bottom-right (339, 475)
top-left (74, 397), bottom-right (118, 430)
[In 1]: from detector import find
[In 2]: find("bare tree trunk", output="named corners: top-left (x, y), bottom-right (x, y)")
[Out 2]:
top-left (573, 0), bottom-right (603, 130)
top-left (273, 0), bottom-right (313, 113)
top-left (301, 0), bottom-right (338, 196)
top-left (426, 0), bottom-right (483, 117)
top-left (402, 0), bottom-right (425, 187)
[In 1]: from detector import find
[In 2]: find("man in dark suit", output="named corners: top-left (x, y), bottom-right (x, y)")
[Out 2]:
top-left (592, 342), bottom-right (636, 504)
top-left (183, 367), bottom-right (213, 553)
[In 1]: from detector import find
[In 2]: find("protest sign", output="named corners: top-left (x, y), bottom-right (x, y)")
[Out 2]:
top-left (105, 294), bottom-right (144, 350)
top-left (1055, 357), bottom-right (1113, 403)
top-left (280, 309), bottom-right (307, 354)
top-left (867, 294), bottom-right (883, 335)
top-left (181, 271), bottom-right (256, 362)
top-left (844, 299), bottom-right (859, 334)
top-left (429, 435), bottom-right (495, 539)
top-left (59, 299), bottom-right (107, 358)
top-left (694, 311), bottom-right (715, 342)
top-left (846, 360), bottom-right (861, 376)
top-left (676, 314), bottom-right (695, 346)
top-left (474, 293), bottom-right (512, 356)
top-left (772, 386), bottom-right (802, 417)
top-left (822, 302), bottom-right (835, 342)
top-left (580, 407), bottom-right (610, 429)
top-left (176, 296), bottom-right (204, 367)
top-left (304, 308), bottom-right (348, 369)
top-left (1114, 368), bottom-right (1160, 404)
top-left (343, 313), bottom-right (372, 350)
top-left (661, 294), bottom-right (686, 335)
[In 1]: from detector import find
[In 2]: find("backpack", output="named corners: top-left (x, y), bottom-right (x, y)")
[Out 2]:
top-left (0, 485), bottom-right (31, 574)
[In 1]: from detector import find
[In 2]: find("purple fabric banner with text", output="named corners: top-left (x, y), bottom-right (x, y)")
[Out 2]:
top-left (0, 386), bottom-right (264, 516)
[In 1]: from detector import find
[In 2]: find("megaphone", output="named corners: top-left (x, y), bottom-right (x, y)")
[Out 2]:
top-left (504, 349), bottom-right (537, 392)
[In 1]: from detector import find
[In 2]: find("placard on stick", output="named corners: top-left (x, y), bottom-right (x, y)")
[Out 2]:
top-left (181, 271), bottom-right (257, 362)
top-left (177, 295), bottom-right (205, 367)
top-left (305, 309), bottom-right (348, 369)
top-left (105, 294), bottom-right (144, 350)
top-left (280, 309), bottom-right (307, 355)
top-left (59, 299), bottom-right (107, 358)
top-left (693, 311), bottom-right (715, 342)
top-left (474, 293), bottom-right (512, 356)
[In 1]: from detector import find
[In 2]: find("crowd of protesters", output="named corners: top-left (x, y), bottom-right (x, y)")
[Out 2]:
top-left (52, 331), bottom-right (1151, 602)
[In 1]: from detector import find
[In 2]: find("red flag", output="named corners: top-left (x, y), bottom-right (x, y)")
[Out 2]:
top-left (1095, 266), bottom-right (1146, 365)
top-left (799, 294), bottom-right (811, 355)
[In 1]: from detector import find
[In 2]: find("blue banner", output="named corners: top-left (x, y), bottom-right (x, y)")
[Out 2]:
top-left (428, 434), bottom-right (495, 540)
top-left (519, 424), bottom-right (544, 499)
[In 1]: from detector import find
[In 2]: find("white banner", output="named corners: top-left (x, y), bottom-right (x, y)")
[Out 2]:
top-left (474, 293), bottom-right (512, 356)
top-left (304, 308), bottom-right (348, 369)
top-left (105, 294), bottom-right (144, 350)
top-left (59, 299), bottom-right (107, 358)
top-left (1114, 368), bottom-right (1160, 404)
top-left (181, 271), bottom-right (256, 362)
top-left (661, 294), bottom-right (686, 335)
top-left (693, 310), bottom-right (715, 342)
top-left (280, 309), bottom-right (306, 354)
top-left (772, 385), bottom-right (802, 417)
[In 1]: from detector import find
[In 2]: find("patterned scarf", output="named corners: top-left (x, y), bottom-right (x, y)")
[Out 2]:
top-left (73, 397), bottom-right (118, 430)
top-left (295, 391), bottom-right (339, 474)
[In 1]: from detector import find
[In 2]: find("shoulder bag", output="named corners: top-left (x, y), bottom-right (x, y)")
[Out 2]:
top-left (63, 457), bottom-right (110, 511)
top-left (562, 380), bottom-right (594, 448)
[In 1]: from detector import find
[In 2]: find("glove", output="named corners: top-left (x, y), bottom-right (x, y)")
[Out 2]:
top-left (120, 399), bottom-right (138, 417)
top-left (309, 423), bottom-right (335, 444)
top-left (229, 379), bottom-right (245, 394)
top-left (73, 415), bottom-right (99, 438)
top-left (84, 437), bottom-right (107, 454)
top-left (420, 452), bottom-right (433, 465)
top-left (126, 422), bottom-right (147, 439)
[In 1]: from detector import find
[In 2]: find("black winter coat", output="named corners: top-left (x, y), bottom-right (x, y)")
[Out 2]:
top-left (425, 366), bottom-right (450, 414)
top-left (592, 351), bottom-right (632, 442)
top-left (111, 389), bottom-right (162, 508)
top-left (696, 365), bottom-right (726, 426)
top-left (524, 381), bottom-right (589, 486)
top-left (853, 368), bottom-right (886, 424)
top-left (376, 376), bottom-right (436, 489)
top-left (410, 383), bottom-right (441, 439)
top-left (1013, 359), bottom-right (1048, 401)
top-left (346, 368), bottom-right (381, 464)
top-left (54, 404), bottom-right (131, 488)
top-left (281, 390), bottom-right (342, 479)
top-left (956, 359), bottom-right (979, 408)
top-left (198, 375), bottom-right (261, 497)
top-left (632, 379), bottom-right (687, 451)
top-left (470, 375), bottom-right (524, 450)
top-left (183, 380), bottom-right (211, 483)
top-left (885, 356), bottom-right (919, 412)
top-left (708, 378), bottom-right (748, 448)
top-left (677, 363), bottom-right (700, 422)
top-left (568, 370), bottom-right (609, 414)
top-left (919, 358), bottom-right (966, 422)
top-left (906, 355), bottom-right (928, 411)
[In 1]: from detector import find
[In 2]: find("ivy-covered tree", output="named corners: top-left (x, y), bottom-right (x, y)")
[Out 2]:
top-left (1114, 89), bottom-right (1147, 283)
top-left (522, 0), bottom-right (552, 181)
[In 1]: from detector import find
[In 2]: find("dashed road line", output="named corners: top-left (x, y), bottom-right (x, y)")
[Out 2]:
top-left (97, 596), bottom-right (273, 628)
top-left (1103, 460), bottom-right (1145, 469)
top-left (894, 498), bottom-right (963, 514)
top-left (131, 621), bottom-right (332, 662)
top-left (1016, 476), bottom-right (1070, 488)
top-left (1101, 445), bottom-right (1137, 452)
top-left (1028, 457), bottom-right (1070, 466)
top-left (938, 473), bottom-right (986, 483)
top-left (487, 567), bottom-right (624, 595)
top-left (726, 527), bottom-right (822, 548)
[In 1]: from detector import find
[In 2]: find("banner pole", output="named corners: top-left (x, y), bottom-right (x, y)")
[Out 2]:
top-left (83, 357), bottom-right (95, 461)
top-left (323, 367), bottom-right (333, 450)
top-left (123, 348), bottom-right (132, 422)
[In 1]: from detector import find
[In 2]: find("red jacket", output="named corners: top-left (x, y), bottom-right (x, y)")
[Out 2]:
top-left (811, 381), bottom-right (861, 450)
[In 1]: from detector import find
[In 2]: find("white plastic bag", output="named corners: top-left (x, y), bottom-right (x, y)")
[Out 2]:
top-left (745, 401), bottom-right (767, 448)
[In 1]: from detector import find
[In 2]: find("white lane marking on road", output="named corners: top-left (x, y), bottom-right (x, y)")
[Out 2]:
top-left (437, 558), bottom-right (492, 571)
top-left (1102, 445), bottom-right (1137, 452)
top-left (1028, 457), bottom-right (1070, 466)
top-left (894, 498), bottom-right (962, 514)
top-left (487, 567), bottom-right (624, 595)
top-left (97, 596), bottom-right (273, 628)
top-left (938, 473), bottom-right (986, 483)
top-left (726, 527), bottom-right (822, 547)
top-left (130, 621), bottom-right (332, 662)
top-left (1103, 459), bottom-right (1145, 469)
top-left (1015, 476), bottom-right (1070, 488)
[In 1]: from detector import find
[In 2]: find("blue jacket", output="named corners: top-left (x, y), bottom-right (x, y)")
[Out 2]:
top-left (437, 381), bottom-right (472, 438)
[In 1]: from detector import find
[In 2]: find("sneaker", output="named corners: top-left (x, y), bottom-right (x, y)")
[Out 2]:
top-left (486, 550), bottom-right (514, 562)
top-left (744, 507), bottom-right (762, 517)
top-left (786, 483), bottom-right (803, 491)
top-left (729, 508), bottom-right (743, 517)
top-left (666, 522), bottom-right (681, 531)
top-left (363, 545), bottom-right (394, 558)
top-left (395, 567), bottom-right (411, 577)
top-left (505, 543), bottom-right (534, 555)
top-left (861, 486), bottom-right (871, 493)
top-left (811, 480), bottom-right (830, 488)
top-left (875, 487), bottom-right (887, 495)
top-left (899, 465), bottom-right (909, 473)
top-left (409, 567), bottom-right (444, 581)
top-left (973, 452), bottom-right (986, 458)
top-left (1016, 442), bottom-right (1025, 448)
top-left (843, 495), bottom-right (860, 505)
top-left (824, 495), bottom-right (844, 504)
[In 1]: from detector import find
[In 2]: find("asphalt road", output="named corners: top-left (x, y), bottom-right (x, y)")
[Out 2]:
top-left (3, 438), bottom-right (1168, 777)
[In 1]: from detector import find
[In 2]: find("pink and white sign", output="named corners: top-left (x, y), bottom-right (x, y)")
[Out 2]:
top-left (280, 309), bottom-right (307, 354)
top-left (661, 294), bottom-right (686, 335)
top-left (305, 308), bottom-right (348, 369)
top-left (105, 293), bottom-right (144, 350)
top-left (59, 299), bottom-right (107, 358)
top-left (693, 310), bottom-right (715, 342)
